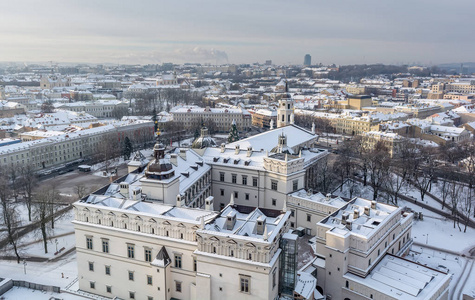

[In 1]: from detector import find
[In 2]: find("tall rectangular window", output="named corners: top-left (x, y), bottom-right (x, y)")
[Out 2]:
top-left (219, 172), bottom-right (225, 182)
top-left (245, 193), bottom-right (249, 200)
top-left (145, 248), bottom-right (152, 262)
top-left (175, 255), bottom-right (182, 269)
top-left (271, 180), bottom-right (277, 191)
top-left (272, 199), bottom-right (276, 206)
top-left (272, 268), bottom-right (277, 288)
top-left (242, 176), bottom-right (247, 185)
top-left (293, 180), bottom-right (298, 191)
top-left (88, 262), bottom-right (94, 271)
top-left (102, 239), bottom-right (109, 253)
top-left (240, 275), bottom-right (250, 293)
top-left (147, 275), bottom-right (153, 285)
top-left (86, 236), bottom-right (93, 250)
top-left (176, 281), bottom-right (182, 292)
top-left (105, 265), bottom-right (111, 275)
top-left (252, 177), bottom-right (258, 187)
top-left (231, 174), bottom-right (237, 184)
top-left (128, 271), bottom-right (134, 281)
top-left (307, 214), bottom-right (311, 222)
top-left (193, 258), bottom-right (197, 272)
top-left (127, 244), bottom-right (135, 259)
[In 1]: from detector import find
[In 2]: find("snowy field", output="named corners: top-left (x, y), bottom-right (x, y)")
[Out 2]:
top-left (0, 252), bottom-right (77, 289)
top-left (2, 209), bottom-right (75, 259)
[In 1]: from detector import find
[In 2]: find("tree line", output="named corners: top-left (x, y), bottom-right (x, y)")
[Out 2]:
top-left (313, 136), bottom-right (474, 232)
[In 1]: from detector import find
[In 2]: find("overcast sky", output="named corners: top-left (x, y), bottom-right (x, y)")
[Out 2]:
top-left (1, 0), bottom-right (474, 65)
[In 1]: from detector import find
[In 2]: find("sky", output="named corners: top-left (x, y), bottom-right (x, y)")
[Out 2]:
top-left (1, 0), bottom-right (474, 65)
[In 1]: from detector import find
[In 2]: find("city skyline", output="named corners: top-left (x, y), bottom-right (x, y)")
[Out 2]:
top-left (1, 0), bottom-right (474, 65)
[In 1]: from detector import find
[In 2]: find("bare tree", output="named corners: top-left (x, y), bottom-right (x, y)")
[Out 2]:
top-left (437, 179), bottom-right (451, 210)
top-left (447, 177), bottom-right (462, 230)
top-left (75, 184), bottom-right (87, 200)
top-left (365, 141), bottom-right (391, 200)
top-left (412, 146), bottom-right (437, 202)
top-left (0, 173), bottom-right (21, 263)
top-left (6, 164), bottom-right (20, 202)
top-left (34, 187), bottom-right (54, 254)
top-left (20, 165), bottom-right (37, 221)
top-left (459, 187), bottom-right (473, 233)
top-left (313, 157), bottom-right (337, 194)
top-left (383, 140), bottom-right (415, 204)
top-left (96, 133), bottom-right (121, 174)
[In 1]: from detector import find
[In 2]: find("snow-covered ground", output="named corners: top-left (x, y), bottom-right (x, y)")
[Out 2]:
top-left (0, 286), bottom-right (88, 300)
top-left (2, 209), bottom-right (75, 259)
top-left (412, 217), bottom-right (475, 254)
top-left (0, 252), bottom-right (77, 289)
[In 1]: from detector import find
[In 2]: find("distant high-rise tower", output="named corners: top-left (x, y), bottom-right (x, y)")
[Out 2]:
top-left (303, 54), bottom-right (311, 66)
top-left (277, 82), bottom-right (294, 128)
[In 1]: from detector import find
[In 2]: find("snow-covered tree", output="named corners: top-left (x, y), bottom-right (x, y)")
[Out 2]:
top-left (227, 120), bottom-right (240, 143)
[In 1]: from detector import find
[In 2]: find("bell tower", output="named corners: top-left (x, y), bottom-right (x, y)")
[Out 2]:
top-left (277, 81), bottom-right (294, 128)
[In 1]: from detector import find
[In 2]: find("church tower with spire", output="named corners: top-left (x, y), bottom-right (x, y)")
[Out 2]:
top-left (277, 81), bottom-right (294, 128)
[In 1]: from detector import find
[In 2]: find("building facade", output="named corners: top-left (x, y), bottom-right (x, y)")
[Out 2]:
top-left (171, 106), bottom-right (251, 132)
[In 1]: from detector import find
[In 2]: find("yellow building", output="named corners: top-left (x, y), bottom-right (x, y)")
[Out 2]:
top-left (347, 95), bottom-right (373, 110)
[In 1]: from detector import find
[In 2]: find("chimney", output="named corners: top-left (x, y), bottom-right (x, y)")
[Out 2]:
top-left (341, 213), bottom-right (349, 225)
top-left (226, 211), bottom-right (236, 230)
top-left (132, 187), bottom-right (142, 201)
top-left (176, 194), bottom-right (183, 207)
top-left (221, 143), bottom-right (226, 153)
top-left (235, 144), bottom-right (240, 155)
top-left (170, 153), bottom-right (178, 166)
top-left (371, 201), bottom-right (377, 209)
top-left (256, 215), bottom-right (266, 235)
top-left (120, 182), bottom-right (129, 196)
top-left (205, 196), bottom-right (214, 211)
top-left (346, 220), bottom-right (352, 231)
top-left (179, 149), bottom-right (187, 161)
top-left (247, 146), bottom-right (252, 157)
top-left (354, 209), bottom-right (359, 219)
top-left (364, 206), bottom-right (370, 216)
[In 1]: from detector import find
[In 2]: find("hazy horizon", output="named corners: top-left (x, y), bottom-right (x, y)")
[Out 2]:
top-left (1, 0), bottom-right (474, 66)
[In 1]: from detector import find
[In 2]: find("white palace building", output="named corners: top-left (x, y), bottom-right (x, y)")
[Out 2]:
top-left (73, 96), bottom-right (451, 300)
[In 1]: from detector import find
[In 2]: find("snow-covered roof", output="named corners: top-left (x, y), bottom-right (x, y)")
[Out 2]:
top-left (344, 255), bottom-right (451, 300)
top-left (227, 124), bottom-right (316, 152)
top-left (200, 204), bottom-right (289, 243)
top-left (289, 190), bottom-right (348, 209)
top-left (320, 198), bottom-right (402, 238)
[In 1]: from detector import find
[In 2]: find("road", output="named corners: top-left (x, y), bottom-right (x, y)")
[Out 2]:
top-left (39, 163), bottom-right (129, 203)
